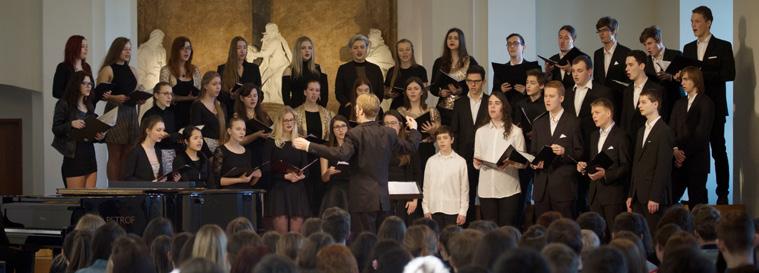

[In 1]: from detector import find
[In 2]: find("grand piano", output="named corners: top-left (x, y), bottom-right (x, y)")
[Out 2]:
top-left (1, 183), bottom-right (265, 252)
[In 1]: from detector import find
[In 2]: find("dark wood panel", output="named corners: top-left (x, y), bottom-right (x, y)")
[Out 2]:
top-left (0, 119), bottom-right (22, 194)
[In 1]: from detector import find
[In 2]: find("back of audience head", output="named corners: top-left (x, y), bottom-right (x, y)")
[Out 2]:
top-left (581, 229), bottom-right (601, 255)
top-left (66, 230), bottom-right (93, 273)
top-left (658, 246), bottom-right (716, 273)
top-left (472, 229), bottom-right (517, 270)
top-left (144, 217), bottom-right (174, 247)
top-left (226, 216), bottom-right (255, 236)
top-left (468, 220), bottom-right (498, 233)
top-left (583, 246), bottom-right (627, 273)
top-left (276, 232), bottom-right (305, 261)
top-left (448, 229), bottom-right (484, 271)
top-left (370, 241), bottom-right (413, 273)
top-left (262, 231), bottom-right (281, 253)
top-left (609, 238), bottom-right (647, 273)
top-left (378, 216), bottom-right (407, 242)
top-left (520, 224), bottom-right (548, 251)
top-left (438, 225), bottom-right (463, 262)
top-left (657, 205), bottom-right (694, 233)
top-left (192, 224), bottom-right (228, 272)
top-left (322, 207), bottom-right (351, 244)
top-left (577, 211), bottom-right (607, 242)
top-left (74, 214), bottom-right (106, 233)
top-left (541, 243), bottom-right (579, 273)
top-left (493, 248), bottom-right (550, 273)
top-left (654, 223), bottom-right (682, 262)
top-left (301, 217), bottom-right (323, 237)
top-left (663, 231), bottom-right (699, 259)
top-left (402, 256), bottom-right (450, 273)
top-left (297, 231), bottom-right (335, 269)
top-left (350, 232), bottom-right (378, 272)
top-left (254, 254), bottom-right (298, 273)
top-left (110, 235), bottom-right (156, 273)
top-left (498, 225), bottom-right (521, 242)
top-left (716, 211), bottom-right (756, 265)
top-left (177, 234), bottom-right (196, 267)
top-left (92, 222), bottom-right (127, 262)
top-left (180, 257), bottom-right (224, 273)
top-left (412, 217), bottom-right (441, 235)
top-left (227, 230), bottom-right (262, 266)
top-left (151, 235), bottom-right (172, 273)
top-left (231, 246), bottom-right (270, 273)
top-left (547, 218), bottom-right (583, 254)
top-left (613, 212), bottom-right (653, 256)
top-left (316, 244), bottom-right (359, 273)
top-left (610, 231), bottom-right (647, 268)
top-left (691, 204), bottom-right (720, 244)
top-left (538, 211), bottom-right (563, 228)
top-left (404, 224), bottom-right (438, 257)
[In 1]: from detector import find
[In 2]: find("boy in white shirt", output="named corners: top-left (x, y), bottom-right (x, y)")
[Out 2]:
top-left (422, 126), bottom-right (469, 227)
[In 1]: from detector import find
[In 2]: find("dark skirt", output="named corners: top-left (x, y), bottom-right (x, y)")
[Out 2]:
top-left (104, 103), bottom-right (139, 145)
top-left (266, 180), bottom-right (311, 218)
top-left (320, 180), bottom-right (350, 214)
top-left (62, 141), bottom-right (97, 178)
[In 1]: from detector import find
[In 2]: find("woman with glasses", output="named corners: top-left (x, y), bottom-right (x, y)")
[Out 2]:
top-left (383, 110), bottom-right (422, 225)
top-left (319, 115), bottom-right (351, 213)
top-left (295, 79), bottom-right (334, 215)
top-left (141, 82), bottom-right (179, 172)
top-left (159, 36), bottom-right (200, 129)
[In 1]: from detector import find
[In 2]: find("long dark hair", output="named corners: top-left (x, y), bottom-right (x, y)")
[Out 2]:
top-left (384, 110), bottom-right (411, 167)
top-left (63, 35), bottom-right (92, 76)
top-left (388, 39), bottom-right (418, 88)
top-left (328, 115), bottom-right (349, 147)
top-left (221, 36), bottom-right (247, 93)
top-left (168, 36), bottom-right (196, 79)
top-left (100, 37), bottom-right (130, 70)
top-left (137, 115), bottom-right (164, 146)
top-left (350, 78), bottom-right (372, 120)
top-left (440, 28), bottom-right (470, 72)
top-left (401, 77), bottom-right (428, 110)
top-left (234, 83), bottom-right (272, 125)
top-left (62, 71), bottom-right (94, 113)
top-left (480, 92), bottom-right (513, 139)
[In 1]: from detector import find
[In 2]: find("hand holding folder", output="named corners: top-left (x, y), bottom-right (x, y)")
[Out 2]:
top-left (71, 108), bottom-right (118, 141)
top-left (475, 145), bottom-right (535, 171)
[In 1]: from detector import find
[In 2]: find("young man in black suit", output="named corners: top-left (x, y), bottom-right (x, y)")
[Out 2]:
top-left (640, 25), bottom-right (683, 120)
top-left (682, 5), bottom-right (735, 204)
top-left (576, 98), bottom-right (631, 229)
top-left (593, 17), bottom-right (632, 106)
top-left (293, 93), bottom-right (421, 234)
top-left (621, 50), bottom-right (665, 140)
top-left (547, 25), bottom-right (589, 91)
top-left (670, 67), bottom-right (714, 207)
top-left (627, 88), bottom-right (674, 232)
top-left (450, 64), bottom-right (489, 223)
top-left (492, 33), bottom-right (541, 105)
top-left (530, 80), bottom-right (584, 218)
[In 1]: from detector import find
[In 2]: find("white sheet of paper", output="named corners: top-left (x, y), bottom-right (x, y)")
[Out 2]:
top-left (98, 107), bottom-right (119, 127)
top-left (388, 181), bottom-right (421, 195)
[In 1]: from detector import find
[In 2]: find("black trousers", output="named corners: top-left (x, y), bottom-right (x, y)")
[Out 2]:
top-left (534, 194), bottom-right (576, 220)
top-left (632, 201), bottom-right (665, 235)
top-left (432, 213), bottom-right (459, 228)
top-left (672, 167), bottom-right (709, 207)
top-left (465, 164), bottom-right (480, 224)
top-left (711, 115), bottom-right (730, 202)
top-left (480, 194), bottom-right (522, 227)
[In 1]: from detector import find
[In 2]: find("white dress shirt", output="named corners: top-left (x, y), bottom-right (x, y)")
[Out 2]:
top-left (550, 109), bottom-right (564, 136)
top-left (633, 78), bottom-right (648, 108)
top-left (573, 81), bottom-right (593, 116)
top-left (604, 42), bottom-right (617, 75)
top-left (697, 34), bottom-right (712, 61)
top-left (469, 93), bottom-right (483, 123)
top-left (687, 93), bottom-right (698, 112)
top-left (598, 122), bottom-right (615, 152)
top-left (652, 49), bottom-right (666, 73)
top-left (473, 122), bottom-right (524, 199)
top-left (422, 151), bottom-right (469, 216)
top-left (642, 116), bottom-right (661, 147)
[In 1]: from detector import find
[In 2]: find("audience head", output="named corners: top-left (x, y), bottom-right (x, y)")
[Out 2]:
top-left (438, 225), bottom-right (463, 261)
top-left (301, 217), bottom-right (323, 237)
top-left (349, 232), bottom-right (377, 272)
top-left (92, 222), bottom-right (127, 262)
top-left (448, 229), bottom-right (484, 270)
top-left (276, 232), bottom-right (305, 261)
top-left (378, 216), bottom-right (407, 242)
top-left (658, 245), bottom-right (716, 273)
top-left (412, 217), bottom-right (441, 236)
top-left (230, 246), bottom-right (270, 273)
top-left (498, 226), bottom-right (522, 242)
top-left (227, 230), bottom-right (263, 265)
top-left (473, 229), bottom-right (518, 270)
top-left (547, 218), bottom-right (583, 254)
top-left (613, 212), bottom-right (654, 256)
top-left (691, 204), bottom-right (720, 243)
top-left (716, 211), bottom-right (756, 259)
top-left (316, 245), bottom-right (359, 273)
top-left (226, 216), bottom-right (255, 236)
top-left (253, 254), bottom-right (298, 273)
top-left (654, 224), bottom-right (683, 261)
top-left (143, 217), bottom-right (174, 247)
top-left (577, 211), bottom-right (607, 243)
top-left (520, 224), bottom-right (548, 251)
top-left (611, 231), bottom-right (647, 268)
top-left (177, 234), bottom-right (196, 267)
top-left (170, 232), bottom-right (193, 268)
top-left (297, 232), bottom-right (335, 269)
top-left (583, 246), bottom-right (627, 273)
top-left (192, 224), bottom-right (228, 272)
top-left (609, 238), bottom-right (647, 273)
top-left (74, 213), bottom-right (105, 233)
top-left (261, 231), bottom-right (281, 253)
top-left (581, 229), bottom-right (601, 255)
top-left (321, 207), bottom-right (351, 244)
top-left (468, 220), bottom-right (498, 233)
top-left (662, 231), bottom-right (699, 260)
top-left (404, 225), bottom-right (438, 257)
top-left (542, 243), bottom-right (579, 273)
top-left (65, 230), bottom-right (93, 273)
top-left (180, 257), bottom-right (224, 273)
top-left (493, 248), bottom-right (550, 273)
top-left (370, 240), bottom-right (413, 273)
top-left (110, 235), bottom-right (156, 273)
top-left (658, 205), bottom-right (694, 232)
top-left (151, 235), bottom-right (172, 273)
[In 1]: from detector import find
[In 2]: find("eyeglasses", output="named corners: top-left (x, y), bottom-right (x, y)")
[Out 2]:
top-left (465, 80), bottom-right (483, 84)
top-left (384, 121), bottom-right (400, 126)
top-left (81, 82), bottom-right (93, 87)
top-left (596, 27), bottom-right (611, 33)
top-left (507, 41), bottom-right (523, 47)
top-left (333, 124), bottom-right (348, 129)
top-left (282, 118), bottom-right (295, 123)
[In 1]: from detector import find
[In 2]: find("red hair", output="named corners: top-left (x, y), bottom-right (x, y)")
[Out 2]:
top-left (64, 35), bottom-right (92, 75)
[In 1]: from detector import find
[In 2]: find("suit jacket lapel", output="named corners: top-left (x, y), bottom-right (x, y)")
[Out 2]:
top-left (475, 94), bottom-right (489, 126)
top-left (590, 130), bottom-right (600, 156)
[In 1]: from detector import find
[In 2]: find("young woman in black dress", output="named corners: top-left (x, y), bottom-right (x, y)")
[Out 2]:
top-left (430, 28), bottom-right (479, 125)
top-left (52, 71), bottom-right (104, 188)
top-left (212, 117), bottom-right (262, 189)
top-left (339, 78), bottom-right (384, 120)
top-left (142, 82), bottom-right (178, 172)
top-left (53, 35), bottom-right (93, 99)
top-left (173, 125), bottom-right (211, 186)
top-left (262, 107), bottom-right (309, 234)
top-left (319, 115), bottom-right (351, 213)
top-left (190, 71), bottom-right (226, 157)
top-left (383, 110), bottom-right (422, 225)
top-left (384, 39), bottom-right (428, 110)
top-left (397, 77), bottom-right (441, 176)
top-left (234, 83), bottom-right (273, 187)
top-left (122, 116), bottom-right (176, 182)
top-left (282, 36), bottom-right (329, 108)
top-left (96, 37), bottom-right (145, 181)
top-left (218, 36), bottom-right (262, 118)
top-left (335, 34), bottom-right (384, 116)
top-left (160, 36), bottom-right (200, 129)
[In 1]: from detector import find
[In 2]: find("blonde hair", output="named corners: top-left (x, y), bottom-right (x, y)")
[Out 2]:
top-left (273, 106), bottom-right (300, 148)
top-left (355, 93), bottom-right (380, 119)
top-left (200, 71), bottom-right (227, 143)
top-left (74, 214), bottom-right (105, 233)
top-left (192, 224), bottom-right (228, 272)
top-left (291, 36), bottom-right (318, 78)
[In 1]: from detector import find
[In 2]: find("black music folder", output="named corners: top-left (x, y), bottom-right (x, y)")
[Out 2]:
top-left (531, 145), bottom-right (557, 165)
top-left (305, 134), bottom-right (327, 145)
top-left (436, 70), bottom-right (466, 89)
top-left (586, 151), bottom-right (613, 175)
top-left (126, 91), bottom-right (153, 104)
top-left (665, 55), bottom-right (702, 74)
top-left (248, 119), bottom-right (273, 134)
top-left (272, 158), bottom-right (319, 174)
top-left (476, 145), bottom-right (534, 169)
top-left (491, 61), bottom-right (540, 86)
top-left (222, 161), bottom-right (270, 177)
top-left (71, 109), bottom-right (117, 141)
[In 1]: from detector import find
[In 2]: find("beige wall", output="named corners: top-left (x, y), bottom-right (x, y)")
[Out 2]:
top-left (0, 0), bottom-right (42, 91)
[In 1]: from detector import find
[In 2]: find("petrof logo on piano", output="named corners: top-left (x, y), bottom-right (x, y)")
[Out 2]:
top-left (106, 216), bottom-right (137, 225)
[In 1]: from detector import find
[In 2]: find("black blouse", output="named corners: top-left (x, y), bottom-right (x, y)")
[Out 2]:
top-left (217, 62), bottom-right (262, 118)
top-left (335, 61), bottom-right (384, 107)
top-left (52, 62), bottom-right (93, 99)
top-left (212, 145), bottom-right (252, 189)
top-left (122, 145), bottom-right (163, 181)
top-left (173, 150), bottom-right (211, 186)
top-left (282, 63), bottom-right (329, 108)
top-left (429, 56), bottom-right (479, 98)
top-left (142, 105), bottom-right (178, 150)
top-left (384, 65), bottom-right (429, 110)
top-left (189, 100), bottom-right (224, 140)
